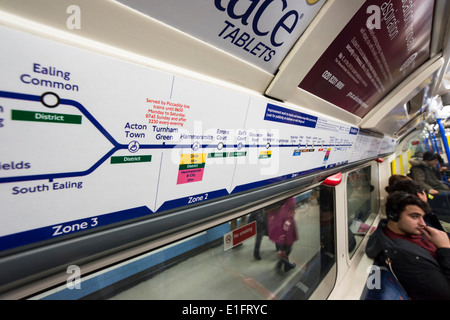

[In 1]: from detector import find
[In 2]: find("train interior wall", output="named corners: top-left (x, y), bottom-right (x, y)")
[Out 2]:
top-left (0, 0), bottom-right (449, 300)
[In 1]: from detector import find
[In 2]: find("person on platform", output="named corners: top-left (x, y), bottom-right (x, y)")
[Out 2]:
top-left (267, 197), bottom-right (298, 272)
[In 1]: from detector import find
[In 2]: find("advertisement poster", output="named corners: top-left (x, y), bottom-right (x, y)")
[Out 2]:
top-left (299, 0), bottom-right (434, 117)
top-left (117, 0), bottom-right (326, 74)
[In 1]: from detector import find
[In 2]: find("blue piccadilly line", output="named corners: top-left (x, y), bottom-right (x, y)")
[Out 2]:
top-left (0, 90), bottom-right (351, 185)
top-left (61, 98), bottom-right (119, 147)
top-left (0, 91), bottom-right (153, 183)
top-left (0, 91), bottom-right (250, 183)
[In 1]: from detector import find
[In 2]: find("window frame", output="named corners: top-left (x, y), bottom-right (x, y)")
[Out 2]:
top-left (344, 162), bottom-right (380, 260)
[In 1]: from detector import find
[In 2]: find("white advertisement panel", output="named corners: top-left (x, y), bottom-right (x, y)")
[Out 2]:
top-left (116, 0), bottom-right (326, 73)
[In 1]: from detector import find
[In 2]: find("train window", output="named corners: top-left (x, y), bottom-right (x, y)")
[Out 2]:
top-left (346, 165), bottom-right (379, 258)
top-left (35, 186), bottom-right (336, 300)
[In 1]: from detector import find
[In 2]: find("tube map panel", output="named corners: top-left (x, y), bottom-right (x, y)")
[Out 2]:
top-left (0, 26), bottom-right (395, 251)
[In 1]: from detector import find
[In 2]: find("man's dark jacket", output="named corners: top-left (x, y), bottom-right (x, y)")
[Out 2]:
top-left (366, 219), bottom-right (450, 299)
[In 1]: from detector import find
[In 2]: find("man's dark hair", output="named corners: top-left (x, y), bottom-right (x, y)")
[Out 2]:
top-left (423, 151), bottom-right (437, 161)
top-left (385, 191), bottom-right (431, 221)
top-left (385, 179), bottom-right (423, 195)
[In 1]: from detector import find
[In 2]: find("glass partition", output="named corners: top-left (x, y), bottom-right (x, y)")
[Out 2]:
top-left (33, 185), bottom-right (336, 300)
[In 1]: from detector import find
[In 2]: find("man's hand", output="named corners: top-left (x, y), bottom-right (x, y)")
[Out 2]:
top-left (421, 226), bottom-right (450, 248)
top-left (429, 189), bottom-right (439, 195)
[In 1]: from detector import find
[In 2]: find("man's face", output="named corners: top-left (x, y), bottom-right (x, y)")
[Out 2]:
top-left (397, 205), bottom-right (427, 235)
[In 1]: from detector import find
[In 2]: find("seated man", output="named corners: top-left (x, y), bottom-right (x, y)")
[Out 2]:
top-left (409, 151), bottom-right (449, 194)
top-left (384, 178), bottom-right (445, 232)
top-left (366, 191), bottom-right (450, 299)
top-left (410, 152), bottom-right (450, 220)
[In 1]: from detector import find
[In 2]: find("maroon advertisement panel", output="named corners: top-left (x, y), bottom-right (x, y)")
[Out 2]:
top-left (299, 0), bottom-right (434, 118)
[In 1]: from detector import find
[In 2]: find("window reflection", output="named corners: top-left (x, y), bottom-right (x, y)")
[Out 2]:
top-left (100, 186), bottom-right (337, 300)
top-left (347, 165), bottom-right (378, 257)
top-left (233, 185), bottom-right (336, 299)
